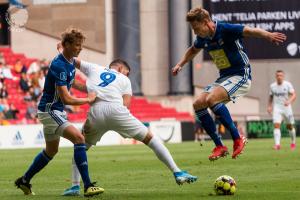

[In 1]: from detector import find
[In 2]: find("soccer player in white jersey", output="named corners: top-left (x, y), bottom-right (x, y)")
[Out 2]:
top-left (62, 59), bottom-right (197, 196)
top-left (267, 70), bottom-right (297, 150)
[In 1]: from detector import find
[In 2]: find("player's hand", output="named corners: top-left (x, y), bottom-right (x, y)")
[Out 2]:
top-left (284, 101), bottom-right (290, 106)
top-left (172, 64), bottom-right (183, 76)
top-left (57, 42), bottom-right (63, 53)
top-left (267, 106), bottom-right (272, 114)
top-left (268, 32), bottom-right (287, 45)
top-left (87, 92), bottom-right (97, 104)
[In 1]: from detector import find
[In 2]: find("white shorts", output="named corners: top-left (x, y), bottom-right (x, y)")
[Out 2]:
top-left (273, 106), bottom-right (295, 124)
top-left (83, 102), bottom-right (148, 145)
top-left (37, 110), bottom-right (72, 141)
top-left (204, 70), bottom-right (251, 102)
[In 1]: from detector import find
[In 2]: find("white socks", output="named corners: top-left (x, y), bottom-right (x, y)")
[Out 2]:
top-left (71, 157), bottom-right (81, 187)
top-left (289, 128), bottom-right (296, 144)
top-left (147, 137), bottom-right (181, 173)
top-left (274, 128), bottom-right (281, 145)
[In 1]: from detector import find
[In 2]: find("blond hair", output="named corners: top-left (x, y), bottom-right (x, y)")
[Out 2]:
top-left (186, 7), bottom-right (211, 22)
top-left (61, 28), bottom-right (86, 46)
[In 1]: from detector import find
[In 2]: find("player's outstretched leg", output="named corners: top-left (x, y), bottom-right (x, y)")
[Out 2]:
top-left (195, 108), bottom-right (228, 160)
top-left (211, 103), bottom-right (247, 159)
top-left (144, 134), bottom-right (197, 185)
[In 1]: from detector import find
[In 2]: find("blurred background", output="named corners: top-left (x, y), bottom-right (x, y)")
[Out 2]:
top-left (0, 0), bottom-right (299, 147)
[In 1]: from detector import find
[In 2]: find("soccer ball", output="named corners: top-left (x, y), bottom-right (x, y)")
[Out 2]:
top-left (214, 175), bottom-right (237, 195)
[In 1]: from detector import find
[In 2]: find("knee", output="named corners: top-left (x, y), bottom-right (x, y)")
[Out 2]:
top-left (73, 134), bottom-right (85, 144)
top-left (140, 131), bottom-right (153, 145)
top-left (193, 99), bottom-right (207, 111)
top-left (286, 124), bottom-right (294, 130)
top-left (274, 123), bottom-right (280, 129)
top-left (206, 94), bottom-right (217, 108)
top-left (45, 147), bottom-right (58, 158)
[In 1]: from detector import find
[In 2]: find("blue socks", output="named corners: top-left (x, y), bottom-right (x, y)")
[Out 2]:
top-left (24, 150), bottom-right (52, 183)
top-left (74, 144), bottom-right (91, 189)
top-left (195, 109), bottom-right (223, 146)
top-left (211, 103), bottom-right (240, 140)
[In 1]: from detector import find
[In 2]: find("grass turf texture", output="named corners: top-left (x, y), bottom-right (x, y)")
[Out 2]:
top-left (0, 138), bottom-right (300, 200)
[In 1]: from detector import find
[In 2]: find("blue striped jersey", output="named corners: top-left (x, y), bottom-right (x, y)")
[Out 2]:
top-left (194, 21), bottom-right (251, 79)
top-left (38, 54), bottom-right (76, 112)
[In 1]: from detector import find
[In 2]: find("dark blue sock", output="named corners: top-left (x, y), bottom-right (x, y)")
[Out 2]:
top-left (195, 108), bottom-right (223, 146)
top-left (74, 144), bottom-right (91, 189)
top-left (211, 103), bottom-right (240, 140)
top-left (24, 150), bottom-right (52, 183)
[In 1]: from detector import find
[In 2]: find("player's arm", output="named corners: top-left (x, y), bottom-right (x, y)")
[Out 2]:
top-left (57, 85), bottom-right (96, 105)
top-left (285, 91), bottom-right (296, 106)
top-left (267, 95), bottom-right (273, 114)
top-left (172, 46), bottom-right (201, 76)
top-left (122, 77), bottom-right (132, 109)
top-left (243, 26), bottom-right (287, 45)
top-left (72, 79), bottom-right (87, 93)
top-left (123, 94), bottom-right (131, 109)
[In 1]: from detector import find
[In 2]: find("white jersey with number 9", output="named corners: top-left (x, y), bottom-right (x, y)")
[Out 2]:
top-left (80, 60), bottom-right (132, 104)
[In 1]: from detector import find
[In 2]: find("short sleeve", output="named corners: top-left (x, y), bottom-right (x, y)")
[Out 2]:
top-left (80, 60), bottom-right (96, 76)
top-left (222, 23), bottom-right (244, 40)
top-left (269, 85), bottom-right (273, 96)
top-left (122, 77), bottom-right (132, 96)
top-left (193, 36), bottom-right (205, 49)
top-left (50, 63), bottom-right (68, 86)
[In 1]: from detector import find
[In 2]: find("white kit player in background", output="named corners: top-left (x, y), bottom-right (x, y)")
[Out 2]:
top-left (267, 70), bottom-right (297, 150)
top-left (62, 58), bottom-right (197, 196)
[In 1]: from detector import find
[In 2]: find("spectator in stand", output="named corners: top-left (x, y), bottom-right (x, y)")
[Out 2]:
top-left (0, 84), bottom-right (8, 99)
top-left (25, 100), bottom-right (37, 120)
top-left (13, 59), bottom-right (27, 74)
top-left (0, 98), bottom-right (7, 113)
top-left (19, 72), bottom-right (30, 93)
top-left (27, 59), bottom-right (41, 75)
top-left (4, 103), bottom-right (19, 119)
top-left (38, 69), bottom-right (46, 90)
top-left (0, 61), bottom-right (17, 80)
top-left (40, 58), bottom-right (49, 70)
top-left (0, 112), bottom-right (10, 125)
top-left (24, 90), bottom-right (33, 102)
top-left (30, 73), bottom-right (42, 101)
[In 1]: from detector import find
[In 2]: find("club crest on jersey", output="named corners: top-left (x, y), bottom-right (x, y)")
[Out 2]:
top-left (60, 72), bottom-right (67, 81)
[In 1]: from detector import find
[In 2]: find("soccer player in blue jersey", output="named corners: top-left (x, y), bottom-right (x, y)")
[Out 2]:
top-left (172, 7), bottom-right (287, 160)
top-left (15, 28), bottom-right (104, 197)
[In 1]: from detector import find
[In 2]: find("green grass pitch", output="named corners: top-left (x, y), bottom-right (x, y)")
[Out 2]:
top-left (0, 138), bottom-right (300, 200)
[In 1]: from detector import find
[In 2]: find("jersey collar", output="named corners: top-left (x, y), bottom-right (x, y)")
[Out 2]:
top-left (60, 53), bottom-right (74, 65)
